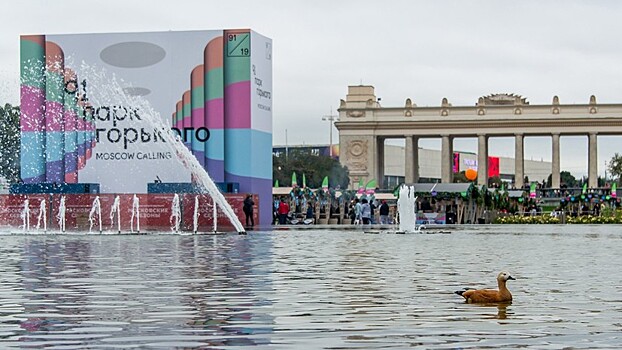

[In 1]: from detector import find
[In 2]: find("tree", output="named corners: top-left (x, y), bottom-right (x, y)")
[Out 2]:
top-left (453, 171), bottom-right (468, 183)
top-left (608, 153), bottom-right (622, 182)
top-left (546, 171), bottom-right (577, 188)
top-left (273, 150), bottom-right (349, 189)
top-left (488, 175), bottom-right (501, 188)
top-left (0, 103), bottom-right (20, 182)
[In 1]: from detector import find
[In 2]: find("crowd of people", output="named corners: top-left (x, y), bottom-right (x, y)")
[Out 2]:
top-left (346, 198), bottom-right (392, 225)
top-left (269, 195), bottom-right (396, 225)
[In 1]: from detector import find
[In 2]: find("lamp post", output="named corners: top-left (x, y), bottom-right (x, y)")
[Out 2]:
top-left (322, 114), bottom-right (339, 157)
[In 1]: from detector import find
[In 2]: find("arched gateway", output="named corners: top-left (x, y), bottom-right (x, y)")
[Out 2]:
top-left (335, 85), bottom-right (622, 189)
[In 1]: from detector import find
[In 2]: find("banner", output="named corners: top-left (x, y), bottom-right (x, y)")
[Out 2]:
top-left (20, 30), bottom-right (273, 225)
top-left (453, 152), bottom-right (460, 173)
top-left (0, 193), bottom-right (248, 231)
top-left (488, 156), bottom-right (500, 178)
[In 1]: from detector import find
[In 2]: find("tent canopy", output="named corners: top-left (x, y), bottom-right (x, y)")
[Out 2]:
top-left (507, 190), bottom-right (525, 198)
top-left (404, 183), bottom-right (473, 194)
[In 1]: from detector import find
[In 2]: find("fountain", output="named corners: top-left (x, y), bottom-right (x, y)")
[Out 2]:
top-left (36, 199), bottom-right (47, 232)
top-left (397, 184), bottom-right (419, 233)
top-left (110, 195), bottom-right (121, 234)
top-left (130, 194), bottom-right (140, 233)
top-left (76, 65), bottom-right (245, 233)
top-left (171, 194), bottom-right (181, 233)
top-left (20, 199), bottom-right (30, 233)
top-left (193, 195), bottom-right (199, 234)
top-left (89, 196), bottom-right (102, 233)
top-left (57, 196), bottom-right (66, 233)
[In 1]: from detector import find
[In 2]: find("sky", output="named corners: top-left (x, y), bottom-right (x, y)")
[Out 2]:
top-left (2, 0), bottom-right (622, 179)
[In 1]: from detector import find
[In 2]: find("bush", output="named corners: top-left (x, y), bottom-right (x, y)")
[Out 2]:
top-left (495, 211), bottom-right (622, 224)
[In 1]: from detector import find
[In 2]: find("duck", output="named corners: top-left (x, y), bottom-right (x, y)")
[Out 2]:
top-left (455, 271), bottom-right (515, 303)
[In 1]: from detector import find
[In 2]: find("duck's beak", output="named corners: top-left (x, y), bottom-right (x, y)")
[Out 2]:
top-left (507, 276), bottom-right (516, 280)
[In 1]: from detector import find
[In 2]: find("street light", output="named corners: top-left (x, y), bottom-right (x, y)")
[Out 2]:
top-left (322, 113), bottom-right (339, 157)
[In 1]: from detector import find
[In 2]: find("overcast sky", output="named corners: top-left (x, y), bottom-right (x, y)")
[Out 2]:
top-left (2, 0), bottom-right (622, 178)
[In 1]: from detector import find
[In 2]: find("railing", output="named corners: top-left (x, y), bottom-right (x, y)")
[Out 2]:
top-left (514, 187), bottom-right (617, 200)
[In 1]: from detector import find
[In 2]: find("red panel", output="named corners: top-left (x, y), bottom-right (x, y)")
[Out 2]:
top-left (0, 194), bottom-right (50, 229)
top-left (0, 193), bottom-right (255, 232)
top-left (488, 156), bottom-right (500, 178)
top-left (181, 193), bottom-right (256, 231)
top-left (453, 152), bottom-right (460, 173)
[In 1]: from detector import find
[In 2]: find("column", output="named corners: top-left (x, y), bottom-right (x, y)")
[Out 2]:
top-left (45, 41), bottom-right (65, 183)
top-left (63, 69), bottom-right (79, 183)
top-left (404, 135), bottom-right (414, 183)
top-left (190, 65), bottom-right (205, 167)
top-left (20, 35), bottom-right (47, 183)
top-left (514, 134), bottom-right (524, 189)
top-left (551, 133), bottom-right (560, 188)
top-left (376, 137), bottom-right (385, 188)
top-left (588, 132), bottom-right (598, 188)
top-left (204, 36), bottom-right (225, 182)
top-left (477, 134), bottom-right (488, 186)
top-left (441, 135), bottom-right (453, 183)
top-left (404, 136), bottom-right (419, 184)
top-left (412, 136), bottom-right (419, 183)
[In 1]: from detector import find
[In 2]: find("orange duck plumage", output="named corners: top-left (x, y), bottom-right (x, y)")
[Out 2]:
top-left (455, 271), bottom-right (515, 303)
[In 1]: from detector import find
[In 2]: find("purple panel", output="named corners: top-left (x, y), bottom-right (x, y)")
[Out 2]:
top-left (207, 159), bottom-right (225, 183)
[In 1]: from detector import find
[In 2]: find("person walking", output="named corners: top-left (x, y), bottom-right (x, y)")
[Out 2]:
top-left (379, 200), bottom-right (390, 225)
top-left (278, 197), bottom-right (290, 225)
top-left (361, 198), bottom-right (371, 225)
top-left (354, 198), bottom-right (362, 224)
top-left (243, 194), bottom-right (255, 228)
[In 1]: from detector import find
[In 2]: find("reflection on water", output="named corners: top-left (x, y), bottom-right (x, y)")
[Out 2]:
top-left (1, 225), bottom-right (621, 348)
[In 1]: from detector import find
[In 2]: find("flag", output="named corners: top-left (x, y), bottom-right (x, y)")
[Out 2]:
top-left (529, 182), bottom-right (537, 198)
top-left (302, 173), bottom-right (306, 188)
top-left (356, 178), bottom-right (365, 194)
top-left (393, 185), bottom-right (401, 198)
top-left (322, 176), bottom-right (329, 192)
top-left (291, 172), bottom-right (298, 188)
top-left (582, 183), bottom-right (588, 194)
top-left (365, 179), bottom-right (377, 195)
top-left (500, 182), bottom-right (505, 192)
top-left (612, 183), bottom-right (617, 198)
top-left (274, 179), bottom-right (279, 187)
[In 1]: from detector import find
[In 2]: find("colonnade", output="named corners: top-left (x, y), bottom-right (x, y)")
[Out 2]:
top-left (336, 86), bottom-right (622, 190)
top-left (393, 133), bottom-right (600, 188)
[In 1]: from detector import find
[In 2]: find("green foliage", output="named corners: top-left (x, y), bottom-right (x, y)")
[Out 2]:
top-left (273, 150), bottom-right (349, 189)
top-left (453, 171), bottom-right (468, 183)
top-left (488, 176), bottom-right (501, 188)
top-left (608, 153), bottom-right (622, 182)
top-left (495, 207), bottom-right (622, 224)
top-left (546, 171), bottom-right (577, 187)
top-left (0, 103), bottom-right (20, 182)
top-left (495, 215), bottom-right (561, 224)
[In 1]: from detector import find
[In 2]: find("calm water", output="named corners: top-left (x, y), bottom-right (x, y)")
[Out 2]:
top-left (0, 225), bottom-right (621, 349)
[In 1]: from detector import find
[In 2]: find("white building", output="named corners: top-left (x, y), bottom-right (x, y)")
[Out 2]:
top-left (383, 144), bottom-right (551, 188)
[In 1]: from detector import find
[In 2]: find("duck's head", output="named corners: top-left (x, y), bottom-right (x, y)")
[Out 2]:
top-left (497, 271), bottom-right (516, 282)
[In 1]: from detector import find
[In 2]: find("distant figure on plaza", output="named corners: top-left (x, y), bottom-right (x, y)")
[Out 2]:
top-left (306, 203), bottom-right (314, 220)
top-left (305, 203), bottom-right (315, 224)
top-left (361, 198), bottom-right (371, 225)
top-left (379, 200), bottom-right (390, 224)
top-left (369, 199), bottom-right (376, 224)
top-left (353, 198), bottom-right (362, 224)
top-left (243, 194), bottom-right (255, 228)
top-left (278, 197), bottom-right (290, 224)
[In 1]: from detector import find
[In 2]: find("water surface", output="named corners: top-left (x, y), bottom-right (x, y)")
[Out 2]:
top-left (1, 225), bottom-right (621, 348)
